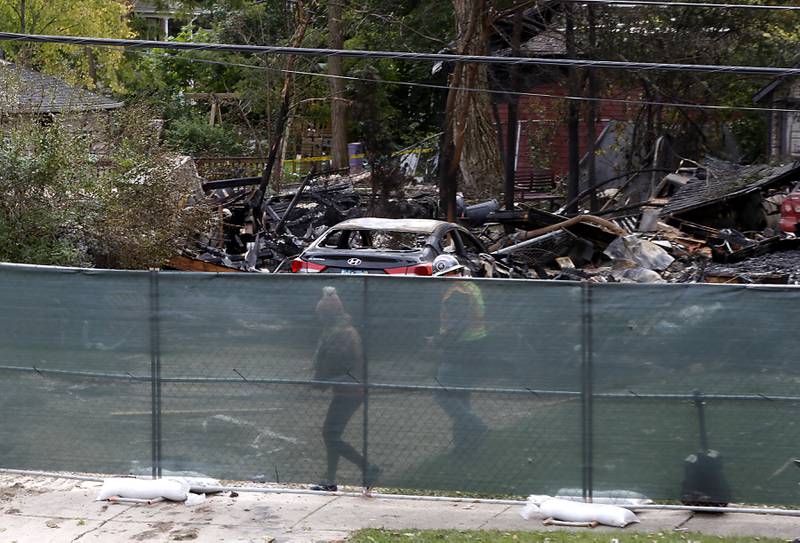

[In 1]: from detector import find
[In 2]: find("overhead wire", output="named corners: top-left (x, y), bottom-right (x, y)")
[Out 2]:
top-left (563, 0), bottom-right (800, 11)
top-left (3, 32), bottom-right (800, 76)
top-left (126, 49), bottom-right (800, 114)
top-left (3, 31), bottom-right (799, 112)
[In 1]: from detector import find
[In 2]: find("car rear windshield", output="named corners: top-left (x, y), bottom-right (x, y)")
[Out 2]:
top-left (319, 229), bottom-right (428, 251)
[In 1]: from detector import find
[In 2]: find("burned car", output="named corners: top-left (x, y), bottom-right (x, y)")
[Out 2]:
top-left (289, 218), bottom-right (489, 276)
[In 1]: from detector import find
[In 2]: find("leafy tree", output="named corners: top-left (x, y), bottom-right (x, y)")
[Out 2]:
top-left (572, 2), bottom-right (800, 164)
top-left (121, 0), bottom-right (321, 164)
top-left (343, 0), bottom-right (454, 146)
top-left (0, 0), bottom-right (132, 92)
top-left (350, 65), bottom-right (407, 215)
top-left (122, 0), bottom-right (455, 161)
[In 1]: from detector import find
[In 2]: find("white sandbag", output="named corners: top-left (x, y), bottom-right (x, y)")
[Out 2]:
top-left (520, 500), bottom-right (541, 521)
top-left (180, 476), bottom-right (220, 493)
top-left (184, 492), bottom-right (206, 506)
top-left (96, 478), bottom-right (190, 502)
top-left (520, 495), bottom-right (640, 528)
top-left (555, 488), bottom-right (653, 507)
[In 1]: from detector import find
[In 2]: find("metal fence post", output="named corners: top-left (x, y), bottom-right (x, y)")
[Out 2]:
top-left (361, 277), bottom-right (370, 487)
top-left (581, 282), bottom-right (594, 501)
top-left (149, 268), bottom-right (162, 479)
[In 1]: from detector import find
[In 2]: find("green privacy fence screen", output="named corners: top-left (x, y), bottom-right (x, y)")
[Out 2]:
top-left (0, 263), bottom-right (797, 504)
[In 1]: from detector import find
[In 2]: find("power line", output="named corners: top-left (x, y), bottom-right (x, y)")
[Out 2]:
top-left (564, 0), bottom-right (800, 11)
top-left (3, 31), bottom-right (800, 76)
top-left (132, 49), bottom-right (800, 114)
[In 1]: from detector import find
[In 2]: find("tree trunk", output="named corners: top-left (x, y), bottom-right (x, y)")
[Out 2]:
top-left (85, 47), bottom-right (98, 88)
top-left (439, 0), bottom-right (503, 216)
top-left (17, 0), bottom-right (28, 65)
top-left (327, 0), bottom-right (349, 170)
top-left (256, 1), bottom-right (310, 205)
top-left (276, 112), bottom-right (294, 191)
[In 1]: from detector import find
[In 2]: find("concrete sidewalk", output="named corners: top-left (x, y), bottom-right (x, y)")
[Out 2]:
top-left (1, 473), bottom-right (798, 542)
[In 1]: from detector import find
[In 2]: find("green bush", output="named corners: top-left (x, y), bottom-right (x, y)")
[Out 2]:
top-left (0, 105), bottom-right (214, 269)
top-left (165, 116), bottom-right (246, 156)
top-left (0, 117), bottom-right (94, 266)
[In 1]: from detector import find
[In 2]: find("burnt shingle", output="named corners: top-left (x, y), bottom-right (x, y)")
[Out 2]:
top-left (664, 157), bottom-right (800, 216)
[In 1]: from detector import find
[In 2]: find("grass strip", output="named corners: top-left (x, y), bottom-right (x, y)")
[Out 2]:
top-left (349, 530), bottom-right (788, 542)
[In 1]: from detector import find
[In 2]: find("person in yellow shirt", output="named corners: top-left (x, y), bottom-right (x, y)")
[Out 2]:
top-left (430, 255), bottom-right (488, 449)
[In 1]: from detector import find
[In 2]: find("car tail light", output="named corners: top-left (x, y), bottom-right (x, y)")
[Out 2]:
top-left (382, 263), bottom-right (433, 276)
top-left (783, 196), bottom-right (800, 212)
top-left (291, 258), bottom-right (327, 273)
top-left (406, 263), bottom-right (433, 276)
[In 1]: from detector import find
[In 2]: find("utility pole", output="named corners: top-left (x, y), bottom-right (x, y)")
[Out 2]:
top-left (328, 0), bottom-right (349, 171)
top-left (439, 73), bottom-right (461, 222)
top-left (18, 0), bottom-right (27, 64)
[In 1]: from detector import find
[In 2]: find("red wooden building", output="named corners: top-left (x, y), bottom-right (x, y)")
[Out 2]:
top-left (494, 81), bottom-right (639, 187)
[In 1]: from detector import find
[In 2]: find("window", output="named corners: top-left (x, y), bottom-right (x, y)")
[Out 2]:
top-left (458, 231), bottom-right (484, 259)
top-left (441, 231), bottom-right (457, 254)
top-left (319, 230), bottom-right (346, 248)
top-left (369, 231), bottom-right (427, 250)
top-left (322, 229), bottom-right (428, 251)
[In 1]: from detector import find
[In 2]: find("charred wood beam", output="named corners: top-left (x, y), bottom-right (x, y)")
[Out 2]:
top-left (273, 170), bottom-right (316, 234)
top-left (487, 213), bottom-right (625, 252)
top-left (264, 205), bottom-right (281, 223)
top-left (202, 176), bottom-right (262, 191)
top-left (565, 3), bottom-right (580, 216)
top-left (504, 7), bottom-right (523, 212)
top-left (273, 168), bottom-right (349, 234)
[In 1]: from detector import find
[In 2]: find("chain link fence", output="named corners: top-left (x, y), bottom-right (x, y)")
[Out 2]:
top-left (0, 263), bottom-right (798, 504)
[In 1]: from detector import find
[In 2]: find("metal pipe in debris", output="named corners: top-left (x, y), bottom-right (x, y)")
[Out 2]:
top-left (492, 231), bottom-right (563, 256)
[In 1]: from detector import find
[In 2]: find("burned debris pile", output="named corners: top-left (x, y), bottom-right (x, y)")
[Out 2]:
top-left (482, 158), bottom-right (800, 284)
top-left (175, 157), bottom-right (800, 284)
top-left (174, 169), bottom-right (438, 272)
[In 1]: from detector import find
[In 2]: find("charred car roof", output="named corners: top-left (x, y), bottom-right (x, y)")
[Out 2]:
top-left (327, 218), bottom-right (450, 234)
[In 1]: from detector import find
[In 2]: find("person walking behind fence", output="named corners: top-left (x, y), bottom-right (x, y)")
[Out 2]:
top-left (310, 286), bottom-right (380, 492)
top-left (430, 255), bottom-right (489, 449)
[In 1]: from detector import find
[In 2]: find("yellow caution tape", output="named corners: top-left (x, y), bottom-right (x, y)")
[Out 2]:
top-left (283, 147), bottom-right (433, 165)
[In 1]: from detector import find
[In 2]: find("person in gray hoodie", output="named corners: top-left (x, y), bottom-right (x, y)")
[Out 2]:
top-left (310, 286), bottom-right (380, 491)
